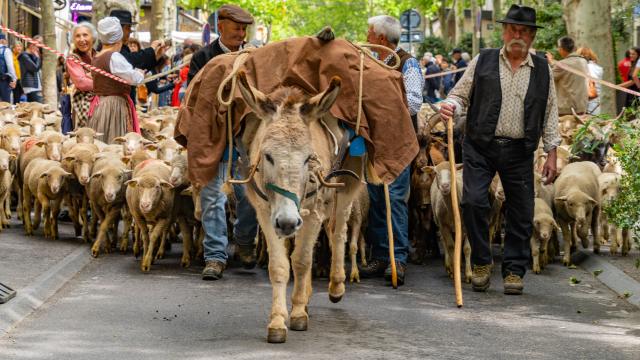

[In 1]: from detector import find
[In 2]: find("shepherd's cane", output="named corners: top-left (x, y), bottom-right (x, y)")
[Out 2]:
top-left (444, 114), bottom-right (464, 308)
top-left (384, 184), bottom-right (398, 289)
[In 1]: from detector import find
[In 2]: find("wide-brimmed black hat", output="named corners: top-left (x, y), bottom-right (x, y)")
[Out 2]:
top-left (109, 9), bottom-right (137, 26)
top-left (497, 4), bottom-right (543, 29)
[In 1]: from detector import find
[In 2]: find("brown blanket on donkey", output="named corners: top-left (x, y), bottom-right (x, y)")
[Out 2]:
top-left (175, 37), bottom-right (418, 187)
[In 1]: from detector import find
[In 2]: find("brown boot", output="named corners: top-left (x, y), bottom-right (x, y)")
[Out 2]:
top-left (359, 259), bottom-right (388, 279)
top-left (237, 245), bottom-right (257, 269)
top-left (202, 260), bottom-right (225, 280)
top-left (384, 261), bottom-right (407, 286)
top-left (471, 264), bottom-right (493, 292)
top-left (503, 273), bottom-right (524, 295)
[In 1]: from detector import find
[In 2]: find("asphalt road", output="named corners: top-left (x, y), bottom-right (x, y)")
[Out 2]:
top-left (1, 233), bottom-right (639, 360)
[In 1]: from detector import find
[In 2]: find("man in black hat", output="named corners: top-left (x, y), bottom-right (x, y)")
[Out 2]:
top-left (109, 9), bottom-right (167, 72)
top-left (451, 48), bottom-right (467, 84)
top-left (187, 4), bottom-right (254, 83)
top-left (439, 4), bottom-right (561, 295)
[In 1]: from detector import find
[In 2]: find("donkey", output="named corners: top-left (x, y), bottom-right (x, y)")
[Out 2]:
top-left (236, 72), bottom-right (364, 343)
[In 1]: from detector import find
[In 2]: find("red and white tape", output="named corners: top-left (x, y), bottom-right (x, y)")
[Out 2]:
top-left (0, 24), bottom-right (130, 85)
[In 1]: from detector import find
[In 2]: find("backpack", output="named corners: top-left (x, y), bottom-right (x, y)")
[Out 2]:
top-left (0, 47), bottom-right (8, 75)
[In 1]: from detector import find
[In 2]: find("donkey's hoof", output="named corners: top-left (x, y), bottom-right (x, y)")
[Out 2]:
top-left (267, 328), bottom-right (287, 343)
top-left (290, 316), bottom-right (308, 331)
top-left (328, 294), bottom-right (343, 303)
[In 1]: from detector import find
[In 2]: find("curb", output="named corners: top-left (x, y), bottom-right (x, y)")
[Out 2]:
top-left (0, 246), bottom-right (92, 336)
top-left (572, 250), bottom-right (640, 308)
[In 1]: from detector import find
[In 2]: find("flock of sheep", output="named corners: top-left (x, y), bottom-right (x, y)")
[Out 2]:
top-left (0, 102), bottom-right (199, 273)
top-left (0, 100), bottom-right (636, 280)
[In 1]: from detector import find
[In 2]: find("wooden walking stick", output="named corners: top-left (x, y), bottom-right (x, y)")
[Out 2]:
top-left (445, 114), bottom-right (464, 308)
top-left (384, 183), bottom-right (398, 289)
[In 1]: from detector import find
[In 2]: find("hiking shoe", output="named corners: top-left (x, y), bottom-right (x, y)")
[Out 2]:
top-left (503, 273), bottom-right (524, 295)
top-left (237, 245), bottom-right (257, 270)
top-left (471, 264), bottom-right (493, 292)
top-left (202, 260), bottom-right (225, 280)
top-left (384, 261), bottom-right (407, 286)
top-left (359, 259), bottom-right (388, 279)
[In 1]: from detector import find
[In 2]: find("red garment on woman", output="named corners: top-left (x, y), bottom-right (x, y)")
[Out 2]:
top-left (618, 57), bottom-right (631, 82)
top-left (172, 65), bottom-right (189, 106)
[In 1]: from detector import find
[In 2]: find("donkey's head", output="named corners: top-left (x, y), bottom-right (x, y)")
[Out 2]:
top-left (237, 71), bottom-right (341, 237)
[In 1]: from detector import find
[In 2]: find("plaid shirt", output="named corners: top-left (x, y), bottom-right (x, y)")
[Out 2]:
top-left (385, 48), bottom-right (424, 116)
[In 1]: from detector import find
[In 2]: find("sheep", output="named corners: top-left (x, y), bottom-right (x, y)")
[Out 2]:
top-left (113, 132), bottom-right (152, 156)
top-left (88, 155), bottom-right (132, 257)
top-left (61, 143), bottom-right (100, 240)
top-left (22, 158), bottom-right (71, 239)
top-left (534, 172), bottom-right (555, 209)
top-left (409, 143), bottom-right (438, 264)
top-left (597, 173), bottom-right (630, 256)
top-left (18, 113), bottom-right (56, 137)
top-left (125, 160), bottom-right (175, 272)
top-left (1, 124), bottom-right (25, 156)
top-left (531, 198), bottom-right (559, 274)
top-left (62, 127), bottom-right (104, 154)
top-left (347, 185), bottom-right (369, 283)
top-left (554, 161), bottom-right (602, 266)
top-left (427, 161), bottom-right (472, 282)
top-left (148, 136), bottom-right (183, 163)
top-left (0, 149), bottom-right (16, 230)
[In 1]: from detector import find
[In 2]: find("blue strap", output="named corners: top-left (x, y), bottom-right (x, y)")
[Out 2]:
top-left (222, 147), bottom-right (239, 162)
top-left (340, 122), bottom-right (366, 157)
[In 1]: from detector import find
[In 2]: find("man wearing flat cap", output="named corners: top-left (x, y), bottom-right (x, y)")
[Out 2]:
top-left (187, 4), bottom-right (258, 281)
top-left (439, 4), bottom-right (560, 295)
top-left (187, 4), bottom-right (254, 83)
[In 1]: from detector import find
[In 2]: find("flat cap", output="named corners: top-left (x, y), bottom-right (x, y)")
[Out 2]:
top-left (218, 4), bottom-right (254, 25)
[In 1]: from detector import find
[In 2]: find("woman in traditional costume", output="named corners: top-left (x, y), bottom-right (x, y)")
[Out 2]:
top-left (88, 17), bottom-right (143, 143)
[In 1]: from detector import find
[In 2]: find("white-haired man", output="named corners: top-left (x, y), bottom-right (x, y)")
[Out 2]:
top-left (359, 15), bottom-right (424, 286)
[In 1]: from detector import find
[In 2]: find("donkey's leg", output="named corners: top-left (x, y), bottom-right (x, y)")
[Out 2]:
top-left (258, 210), bottom-right (290, 343)
top-left (328, 192), bottom-right (354, 303)
top-left (290, 215), bottom-right (322, 331)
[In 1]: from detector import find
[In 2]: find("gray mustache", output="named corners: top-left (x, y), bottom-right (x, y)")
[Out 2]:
top-left (508, 39), bottom-right (527, 48)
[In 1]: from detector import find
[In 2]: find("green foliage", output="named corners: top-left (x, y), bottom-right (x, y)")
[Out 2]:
top-left (570, 114), bottom-right (613, 158)
top-left (532, 1), bottom-right (565, 57)
top-left (604, 109), bottom-right (640, 248)
top-left (455, 32), bottom-right (486, 54)
top-left (418, 35), bottom-right (448, 58)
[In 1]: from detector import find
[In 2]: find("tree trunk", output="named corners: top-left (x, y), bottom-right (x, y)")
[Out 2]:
top-left (40, 0), bottom-right (57, 108)
top-left (472, 0), bottom-right (480, 56)
top-left (439, 0), bottom-right (448, 44)
top-left (151, 0), bottom-right (165, 42)
top-left (455, 0), bottom-right (465, 45)
top-left (562, 0), bottom-right (616, 116)
top-left (93, 0), bottom-right (136, 29)
top-left (492, 0), bottom-right (502, 22)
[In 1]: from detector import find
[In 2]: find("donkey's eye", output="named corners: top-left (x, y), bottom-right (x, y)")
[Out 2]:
top-left (265, 153), bottom-right (274, 164)
top-left (304, 156), bottom-right (311, 165)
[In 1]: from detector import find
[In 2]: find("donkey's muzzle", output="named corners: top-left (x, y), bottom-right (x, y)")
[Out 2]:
top-left (275, 216), bottom-right (303, 237)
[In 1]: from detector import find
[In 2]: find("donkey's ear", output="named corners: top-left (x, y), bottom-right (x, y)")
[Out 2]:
top-left (237, 71), bottom-right (276, 118)
top-left (301, 76), bottom-right (341, 121)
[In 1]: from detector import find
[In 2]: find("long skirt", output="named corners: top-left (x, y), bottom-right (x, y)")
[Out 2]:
top-left (88, 95), bottom-right (132, 144)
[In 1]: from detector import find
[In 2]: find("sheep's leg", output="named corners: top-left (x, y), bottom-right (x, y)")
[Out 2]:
top-left (81, 195), bottom-right (90, 242)
top-left (531, 234), bottom-right (541, 274)
top-left (177, 216), bottom-right (192, 268)
top-left (119, 208), bottom-right (132, 254)
top-left (622, 229), bottom-right (631, 256)
top-left (40, 197), bottom-right (51, 238)
top-left (50, 198), bottom-right (62, 240)
top-left (591, 208), bottom-right (601, 254)
top-left (142, 219), bottom-right (169, 272)
top-left (155, 231), bottom-right (167, 260)
top-left (90, 206), bottom-right (112, 258)
top-left (560, 220), bottom-right (572, 266)
top-left (463, 235), bottom-right (472, 283)
top-left (22, 185), bottom-right (33, 235)
top-left (441, 226), bottom-right (454, 278)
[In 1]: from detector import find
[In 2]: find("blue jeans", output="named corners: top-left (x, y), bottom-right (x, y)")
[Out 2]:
top-left (201, 162), bottom-right (258, 264)
top-left (0, 80), bottom-right (11, 102)
top-left (366, 166), bottom-right (411, 265)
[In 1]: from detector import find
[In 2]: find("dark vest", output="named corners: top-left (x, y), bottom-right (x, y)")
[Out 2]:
top-left (187, 39), bottom-right (226, 84)
top-left (466, 48), bottom-right (549, 153)
top-left (92, 51), bottom-right (131, 96)
top-left (389, 48), bottom-right (418, 131)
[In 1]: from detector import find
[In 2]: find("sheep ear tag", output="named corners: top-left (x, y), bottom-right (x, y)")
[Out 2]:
top-left (349, 136), bottom-right (366, 157)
